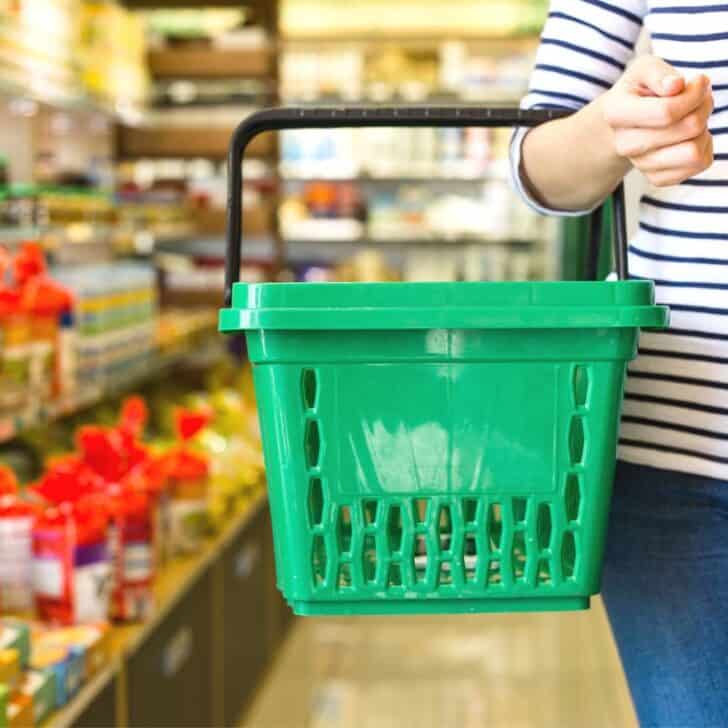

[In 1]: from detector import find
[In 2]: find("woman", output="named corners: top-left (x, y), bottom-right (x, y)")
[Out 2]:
top-left (511, 2), bottom-right (728, 726)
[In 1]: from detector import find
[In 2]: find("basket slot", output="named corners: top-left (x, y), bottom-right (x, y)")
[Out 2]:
top-left (307, 477), bottom-right (325, 528)
top-left (561, 531), bottom-right (577, 581)
top-left (336, 505), bottom-right (353, 555)
top-left (302, 368), bottom-right (318, 410)
top-left (564, 474), bottom-right (582, 523)
top-left (573, 366), bottom-right (590, 408)
top-left (362, 533), bottom-right (378, 584)
top-left (537, 503), bottom-right (553, 551)
top-left (568, 417), bottom-right (586, 466)
top-left (304, 419), bottom-right (322, 469)
top-left (312, 533), bottom-right (327, 587)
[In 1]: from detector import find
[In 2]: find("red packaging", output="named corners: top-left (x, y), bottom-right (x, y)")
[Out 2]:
top-left (0, 466), bottom-right (37, 612)
top-left (31, 495), bottom-right (111, 625)
top-left (159, 409), bottom-right (211, 556)
top-left (106, 483), bottom-right (154, 622)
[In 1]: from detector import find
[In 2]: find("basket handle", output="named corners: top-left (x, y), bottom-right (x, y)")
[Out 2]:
top-left (225, 106), bottom-right (628, 305)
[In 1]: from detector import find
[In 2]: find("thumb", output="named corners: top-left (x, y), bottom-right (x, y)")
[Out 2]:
top-left (627, 56), bottom-right (685, 97)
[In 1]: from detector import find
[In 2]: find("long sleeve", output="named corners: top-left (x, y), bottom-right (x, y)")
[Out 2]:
top-left (510, 0), bottom-right (648, 215)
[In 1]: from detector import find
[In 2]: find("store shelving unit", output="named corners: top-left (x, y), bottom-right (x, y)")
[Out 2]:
top-left (43, 492), bottom-right (290, 728)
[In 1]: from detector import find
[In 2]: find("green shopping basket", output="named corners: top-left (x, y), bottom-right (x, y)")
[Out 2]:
top-left (219, 107), bottom-right (668, 616)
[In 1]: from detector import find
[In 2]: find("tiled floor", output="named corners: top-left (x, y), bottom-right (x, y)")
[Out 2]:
top-left (242, 597), bottom-right (637, 728)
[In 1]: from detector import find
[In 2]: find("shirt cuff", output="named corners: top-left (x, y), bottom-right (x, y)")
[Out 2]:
top-left (509, 126), bottom-right (600, 218)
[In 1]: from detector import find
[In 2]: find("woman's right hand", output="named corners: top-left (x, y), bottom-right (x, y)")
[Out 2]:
top-left (601, 55), bottom-right (714, 187)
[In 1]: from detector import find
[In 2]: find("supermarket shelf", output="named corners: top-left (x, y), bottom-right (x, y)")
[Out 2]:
top-left (148, 47), bottom-right (273, 79)
top-left (282, 32), bottom-right (540, 46)
top-left (46, 663), bottom-right (119, 728)
top-left (280, 174), bottom-right (495, 184)
top-left (117, 125), bottom-right (275, 160)
top-left (156, 235), bottom-right (275, 259)
top-left (0, 322), bottom-right (222, 445)
top-left (45, 492), bottom-right (272, 728)
top-left (110, 493), bottom-right (268, 660)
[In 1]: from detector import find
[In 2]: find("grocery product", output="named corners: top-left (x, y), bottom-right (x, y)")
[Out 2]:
top-left (0, 650), bottom-right (19, 692)
top-left (30, 486), bottom-right (111, 626)
top-left (5, 693), bottom-right (32, 728)
top-left (35, 623), bottom-right (110, 681)
top-left (159, 409), bottom-right (211, 555)
top-left (0, 475), bottom-right (36, 613)
top-left (19, 669), bottom-right (56, 725)
top-left (0, 622), bottom-right (29, 671)
top-left (29, 639), bottom-right (84, 708)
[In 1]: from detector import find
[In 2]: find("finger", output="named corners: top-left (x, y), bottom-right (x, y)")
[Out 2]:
top-left (647, 169), bottom-right (696, 187)
top-left (605, 75), bottom-right (711, 129)
top-left (633, 131), bottom-right (713, 172)
top-left (614, 94), bottom-right (713, 157)
top-left (625, 55), bottom-right (685, 97)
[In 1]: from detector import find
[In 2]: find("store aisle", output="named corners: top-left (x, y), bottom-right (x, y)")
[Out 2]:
top-left (242, 597), bottom-right (636, 728)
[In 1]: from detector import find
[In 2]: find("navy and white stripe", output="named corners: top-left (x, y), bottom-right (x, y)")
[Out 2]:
top-left (511, 0), bottom-right (728, 479)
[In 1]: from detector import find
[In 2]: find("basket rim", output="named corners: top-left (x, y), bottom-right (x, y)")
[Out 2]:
top-left (220, 280), bottom-right (669, 332)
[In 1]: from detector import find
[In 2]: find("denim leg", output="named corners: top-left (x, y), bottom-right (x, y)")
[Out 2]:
top-left (601, 461), bottom-right (728, 728)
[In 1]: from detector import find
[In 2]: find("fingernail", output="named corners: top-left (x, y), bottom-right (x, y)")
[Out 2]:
top-left (662, 74), bottom-right (682, 92)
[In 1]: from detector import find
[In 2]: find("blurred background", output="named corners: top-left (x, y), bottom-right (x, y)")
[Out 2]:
top-left (0, 1), bottom-right (635, 727)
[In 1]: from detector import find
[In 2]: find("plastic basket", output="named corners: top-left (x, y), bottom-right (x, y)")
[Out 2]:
top-left (219, 107), bottom-right (669, 616)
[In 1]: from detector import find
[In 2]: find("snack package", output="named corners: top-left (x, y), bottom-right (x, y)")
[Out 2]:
top-left (0, 650), bottom-right (19, 691)
top-left (6, 693), bottom-right (32, 728)
top-left (35, 623), bottom-right (110, 681)
top-left (29, 640), bottom-right (84, 708)
top-left (19, 669), bottom-right (56, 725)
top-left (0, 467), bottom-right (37, 613)
top-left (0, 621), bottom-right (30, 670)
top-left (31, 491), bottom-right (111, 625)
top-left (159, 409), bottom-right (211, 555)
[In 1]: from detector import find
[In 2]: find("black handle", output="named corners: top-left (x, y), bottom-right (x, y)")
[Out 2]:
top-left (225, 106), bottom-right (628, 305)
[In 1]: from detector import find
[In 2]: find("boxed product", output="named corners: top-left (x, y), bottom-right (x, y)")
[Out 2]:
top-left (35, 623), bottom-right (110, 681)
top-left (29, 641), bottom-right (84, 709)
top-left (19, 669), bottom-right (56, 725)
top-left (5, 693), bottom-right (33, 728)
top-left (31, 490), bottom-right (112, 625)
top-left (0, 622), bottom-right (30, 670)
top-left (0, 651), bottom-right (19, 692)
top-left (0, 468), bottom-right (37, 613)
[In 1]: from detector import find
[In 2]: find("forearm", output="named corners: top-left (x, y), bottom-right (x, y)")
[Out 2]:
top-left (520, 96), bottom-right (632, 211)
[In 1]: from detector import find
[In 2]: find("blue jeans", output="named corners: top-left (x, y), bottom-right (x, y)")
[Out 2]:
top-left (602, 461), bottom-right (728, 728)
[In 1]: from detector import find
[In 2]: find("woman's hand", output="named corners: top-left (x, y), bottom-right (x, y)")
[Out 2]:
top-left (601, 56), bottom-right (714, 187)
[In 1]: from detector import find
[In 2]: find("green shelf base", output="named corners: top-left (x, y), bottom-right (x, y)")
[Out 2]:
top-left (289, 596), bottom-right (590, 616)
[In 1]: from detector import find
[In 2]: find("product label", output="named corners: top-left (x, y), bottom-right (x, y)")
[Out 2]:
top-left (168, 499), bottom-right (207, 554)
top-left (124, 542), bottom-right (153, 582)
top-left (73, 543), bottom-right (112, 623)
top-left (0, 516), bottom-right (33, 610)
top-left (32, 557), bottom-right (64, 598)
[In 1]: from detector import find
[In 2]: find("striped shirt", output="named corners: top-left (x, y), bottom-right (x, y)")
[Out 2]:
top-left (511, 0), bottom-right (728, 480)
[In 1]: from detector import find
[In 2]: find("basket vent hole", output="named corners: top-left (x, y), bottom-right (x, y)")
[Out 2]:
top-left (412, 498), bottom-right (429, 525)
top-left (537, 503), bottom-right (552, 550)
top-left (387, 505), bottom-right (403, 553)
top-left (462, 498), bottom-right (479, 525)
top-left (568, 417), bottom-right (585, 465)
top-left (362, 500), bottom-right (378, 526)
top-left (573, 365), bottom-right (590, 407)
top-left (538, 558), bottom-right (552, 585)
top-left (414, 534), bottom-right (428, 582)
top-left (565, 473), bottom-right (582, 522)
top-left (337, 506), bottom-right (352, 554)
top-left (302, 369), bottom-right (318, 410)
top-left (362, 534), bottom-right (377, 583)
top-left (312, 534), bottom-right (327, 587)
top-left (337, 562), bottom-right (352, 590)
top-left (464, 535), bottom-right (477, 582)
top-left (305, 419), bottom-right (321, 469)
top-left (438, 561), bottom-right (453, 587)
top-left (487, 503), bottom-right (503, 551)
top-left (512, 530), bottom-right (527, 582)
top-left (487, 559), bottom-right (501, 585)
top-left (561, 531), bottom-right (577, 580)
top-left (308, 478), bottom-right (324, 527)
top-left (438, 505), bottom-right (453, 552)
top-left (512, 497), bottom-right (527, 523)
top-left (387, 562), bottom-right (402, 588)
